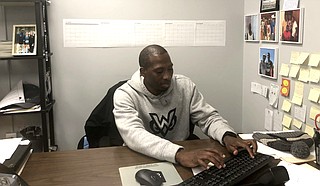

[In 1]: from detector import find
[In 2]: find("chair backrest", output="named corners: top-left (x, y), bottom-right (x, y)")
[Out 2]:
top-left (84, 80), bottom-right (127, 148)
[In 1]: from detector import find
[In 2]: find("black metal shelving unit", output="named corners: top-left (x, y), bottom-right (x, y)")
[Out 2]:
top-left (0, 0), bottom-right (55, 152)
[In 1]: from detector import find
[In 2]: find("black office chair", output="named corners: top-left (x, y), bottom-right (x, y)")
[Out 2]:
top-left (79, 80), bottom-right (199, 149)
top-left (83, 80), bottom-right (127, 149)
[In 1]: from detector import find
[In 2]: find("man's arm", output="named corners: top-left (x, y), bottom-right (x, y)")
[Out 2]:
top-left (189, 86), bottom-right (235, 144)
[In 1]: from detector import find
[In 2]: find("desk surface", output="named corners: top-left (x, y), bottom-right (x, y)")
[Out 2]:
top-left (21, 139), bottom-right (225, 186)
top-left (20, 139), bottom-right (319, 186)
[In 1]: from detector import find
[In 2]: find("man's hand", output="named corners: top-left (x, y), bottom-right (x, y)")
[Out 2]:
top-left (175, 148), bottom-right (226, 169)
top-left (223, 135), bottom-right (257, 158)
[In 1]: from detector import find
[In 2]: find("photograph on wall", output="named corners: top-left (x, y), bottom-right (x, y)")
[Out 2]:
top-left (279, 8), bottom-right (304, 44)
top-left (260, 11), bottom-right (278, 42)
top-left (244, 14), bottom-right (259, 42)
top-left (260, 0), bottom-right (280, 13)
top-left (12, 24), bottom-right (36, 56)
top-left (259, 47), bottom-right (278, 79)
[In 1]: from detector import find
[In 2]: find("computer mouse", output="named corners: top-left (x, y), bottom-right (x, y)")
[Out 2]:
top-left (135, 169), bottom-right (166, 186)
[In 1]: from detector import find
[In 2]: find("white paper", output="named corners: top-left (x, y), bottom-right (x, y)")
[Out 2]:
top-left (251, 82), bottom-right (262, 94)
top-left (294, 105), bottom-right (307, 122)
top-left (0, 80), bottom-right (25, 109)
top-left (63, 19), bottom-right (226, 47)
top-left (283, 0), bottom-right (300, 10)
top-left (269, 83), bottom-right (279, 108)
top-left (0, 138), bottom-right (23, 164)
top-left (278, 161), bottom-right (318, 186)
top-left (265, 108), bottom-right (273, 131)
top-left (273, 110), bottom-right (284, 131)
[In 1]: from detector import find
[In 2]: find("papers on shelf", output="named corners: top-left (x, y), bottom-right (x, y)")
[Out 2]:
top-left (0, 80), bottom-right (25, 109)
top-left (0, 40), bottom-right (12, 57)
top-left (1, 105), bottom-right (41, 114)
top-left (0, 80), bottom-right (40, 114)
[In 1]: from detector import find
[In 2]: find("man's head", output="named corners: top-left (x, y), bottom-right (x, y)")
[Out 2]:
top-left (139, 44), bottom-right (173, 96)
top-left (262, 54), bottom-right (266, 60)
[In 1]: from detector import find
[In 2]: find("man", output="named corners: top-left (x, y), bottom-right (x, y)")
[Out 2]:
top-left (265, 52), bottom-right (274, 77)
top-left (113, 44), bottom-right (257, 169)
top-left (259, 54), bottom-right (267, 75)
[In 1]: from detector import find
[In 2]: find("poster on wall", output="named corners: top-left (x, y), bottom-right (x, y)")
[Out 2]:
top-left (244, 14), bottom-right (259, 42)
top-left (259, 47), bottom-right (278, 79)
top-left (260, 11), bottom-right (278, 42)
top-left (12, 25), bottom-right (37, 56)
top-left (279, 8), bottom-right (304, 44)
top-left (260, 0), bottom-right (280, 13)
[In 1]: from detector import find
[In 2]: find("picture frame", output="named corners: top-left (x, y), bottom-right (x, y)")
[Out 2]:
top-left (244, 14), bottom-right (259, 42)
top-left (12, 24), bottom-right (37, 56)
top-left (260, 11), bottom-right (278, 42)
top-left (259, 47), bottom-right (278, 79)
top-left (260, 0), bottom-right (280, 13)
top-left (279, 8), bottom-right (304, 44)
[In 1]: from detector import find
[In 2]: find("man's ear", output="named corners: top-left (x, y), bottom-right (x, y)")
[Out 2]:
top-left (140, 67), bottom-right (145, 77)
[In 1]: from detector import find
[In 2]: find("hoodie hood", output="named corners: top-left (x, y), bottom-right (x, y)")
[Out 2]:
top-left (127, 70), bottom-right (174, 103)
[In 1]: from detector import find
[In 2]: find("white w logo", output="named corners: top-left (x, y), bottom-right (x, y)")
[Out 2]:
top-left (149, 108), bottom-right (177, 137)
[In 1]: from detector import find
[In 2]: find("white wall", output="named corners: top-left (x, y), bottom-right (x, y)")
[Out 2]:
top-left (48, 0), bottom-right (244, 150)
top-left (243, 0), bottom-right (320, 133)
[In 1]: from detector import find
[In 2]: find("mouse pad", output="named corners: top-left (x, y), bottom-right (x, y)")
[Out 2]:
top-left (119, 162), bottom-right (182, 186)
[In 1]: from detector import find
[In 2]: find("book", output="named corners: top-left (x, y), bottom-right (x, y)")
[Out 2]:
top-left (119, 162), bottom-right (183, 186)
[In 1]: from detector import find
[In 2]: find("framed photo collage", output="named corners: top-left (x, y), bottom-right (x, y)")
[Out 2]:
top-left (244, 0), bottom-right (304, 79)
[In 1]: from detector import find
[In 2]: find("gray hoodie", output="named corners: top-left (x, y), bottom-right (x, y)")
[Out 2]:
top-left (113, 70), bottom-right (235, 163)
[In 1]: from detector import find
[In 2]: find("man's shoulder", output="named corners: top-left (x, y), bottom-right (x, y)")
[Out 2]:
top-left (173, 74), bottom-right (195, 88)
top-left (174, 74), bottom-right (193, 82)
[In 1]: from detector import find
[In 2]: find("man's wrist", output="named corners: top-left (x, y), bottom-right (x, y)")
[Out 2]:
top-left (175, 148), bottom-right (184, 164)
top-left (222, 131), bottom-right (237, 145)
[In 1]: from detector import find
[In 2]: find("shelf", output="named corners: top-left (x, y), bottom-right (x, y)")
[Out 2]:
top-left (0, 100), bottom-right (55, 116)
top-left (0, 53), bottom-right (53, 61)
top-left (0, 0), bottom-right (49, 6)
top-left (0, 0), bottom-right (55, 152)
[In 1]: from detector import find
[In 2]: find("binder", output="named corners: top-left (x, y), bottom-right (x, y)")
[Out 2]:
top-left (3, 143), bottom-right (32, 174)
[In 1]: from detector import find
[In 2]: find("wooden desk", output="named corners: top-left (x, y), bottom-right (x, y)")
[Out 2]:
top-left (20, 139), bottom-right (223, 186)
top-left (21, 138), bottom-right (319, 186)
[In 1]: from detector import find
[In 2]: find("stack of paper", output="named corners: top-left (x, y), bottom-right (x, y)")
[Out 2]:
top-left (0, 80), bottom-right (40, 114)
top-left (0, 41), bottom-right (13, 57)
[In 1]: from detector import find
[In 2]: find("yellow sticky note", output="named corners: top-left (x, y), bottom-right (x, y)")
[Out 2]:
top-left (282, 115), bottom-right (292, 128)
top-left (293, 119), bottom-right (302, 129)
top-left (282, 127), bottom-right (289, 131)
top-left (309, 106), bottom-right (320, 121)
top-left (297, 52), bottom-right (309, 65)
top-left (281, 99), bottom-right (292, 112)
top-left (308, 53), bottom-right (320, 67)
top-left (289, 65), bottom-right (300, 78)
top-left (308, 88), bottom-right (320, 102)
top-left (279, 63), bottom-right (290, 76)
top-left (309, 68), bottom-right (320, 83)
top-left (298, 68), bottom-right (309, 83)
top-left (291, 82), bottom-right (304, 106)
top-left (290, 51), bottom-right (300, 64)
top-left (304, 124), bottom-right (315, 137)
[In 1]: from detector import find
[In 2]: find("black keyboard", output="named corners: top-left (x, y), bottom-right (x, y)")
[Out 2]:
top-left (177, 150), bottom-right (273, 186)
top-left (252, 131), bottom-right (305, 140)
